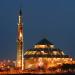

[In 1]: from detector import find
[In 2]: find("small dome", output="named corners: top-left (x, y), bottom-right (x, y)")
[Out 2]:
top-left (35, 38), bottom-right (53, 45)
top-left (24, 38), bottom-right (70, 58)
top-left (34, 38), bottom-right (54, 49)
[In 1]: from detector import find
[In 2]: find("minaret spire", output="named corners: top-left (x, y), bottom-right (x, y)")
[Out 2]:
top-left (16, 8), bottom-right (24, 70)
top-left (18, 8), bottom-right (23, 24)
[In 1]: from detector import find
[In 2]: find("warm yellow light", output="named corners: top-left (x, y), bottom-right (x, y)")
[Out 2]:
top-left (61, 51), bottom-right (64, 55)
top-left (53, 51), bottom-right (58, 55)
top-left (19, 16), bottom-right (22, 24)
top-left (20, 32), bottom-right (22, 38)
top-left (50, 45), bottom-right (54, 48)
top-left (38, 58), bottom-right (44, 67)
top-left (34, 45), bottom-right (47, 48)
top-left (27, 64), bottom-right (32, 69)
top-left (17, 61), bottom-right (21, 67)
top-left (41, 51), bottom-right (47, 54)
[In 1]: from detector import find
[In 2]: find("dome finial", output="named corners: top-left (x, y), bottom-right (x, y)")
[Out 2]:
top-left (19, 8), bottom-right (22, 16)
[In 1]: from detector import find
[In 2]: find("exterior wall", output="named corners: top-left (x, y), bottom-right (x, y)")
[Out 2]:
top-left (24, 57), bottom-right (72, 69)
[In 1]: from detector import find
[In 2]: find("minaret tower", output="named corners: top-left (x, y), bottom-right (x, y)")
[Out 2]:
top-left (16, 9), bottom-right (24, 70)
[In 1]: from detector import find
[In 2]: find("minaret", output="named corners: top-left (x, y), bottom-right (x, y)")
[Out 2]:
top-left (16, 9), bottom-right (24, 70)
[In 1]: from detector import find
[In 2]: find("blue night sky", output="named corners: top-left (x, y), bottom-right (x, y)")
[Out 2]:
top-left (0, 0), bottom-right (75, 59)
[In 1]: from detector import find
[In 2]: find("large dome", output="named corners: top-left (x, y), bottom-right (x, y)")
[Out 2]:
top-left (24, 38), bottom-right (70, 58)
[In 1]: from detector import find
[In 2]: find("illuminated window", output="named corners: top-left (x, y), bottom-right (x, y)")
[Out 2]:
top-left (38, 58), bottom-right (44, 67)
top-left (36, 51), bottom-right (41, 55)
top-left (24, 51), bottom-right (30, 55)
top-left (20, 32), bottom-right (22, 38)
top-left (41, 51), bottom-right (47, 54)
top-left (34, 45), bottom-right (48, 48)
top-left (50, 45), bottom-right (54, 48)
top-left (53, 51), bottom-right (58, 55)
top-left (25, 51), bottom-right (37, 55)
top-left (61, 51), bottom-right (65, 55)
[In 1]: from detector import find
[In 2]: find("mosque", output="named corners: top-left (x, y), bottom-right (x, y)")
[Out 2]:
top-left (24, 38), bottom-right (73, 70)
top-left (16, 9), bottom-right (75, 70)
